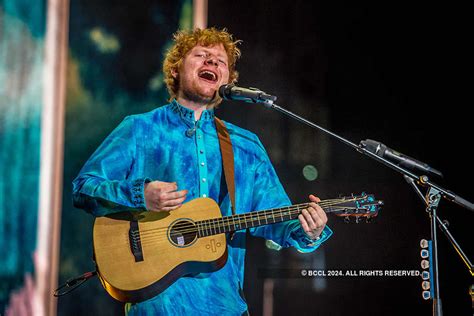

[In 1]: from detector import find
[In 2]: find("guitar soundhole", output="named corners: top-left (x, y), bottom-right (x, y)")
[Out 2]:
top-left (168, 219), bottom-right (198, 247)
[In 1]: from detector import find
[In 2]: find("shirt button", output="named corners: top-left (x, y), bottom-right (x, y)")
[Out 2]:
top-left (200, 162), bottom-right (205, 166)
top-left (202, 194), bottom-right (207, 197)
top-left (200, 150), bottom-right (204, 154)
top-left (202, 178), bottom-right (206, 182)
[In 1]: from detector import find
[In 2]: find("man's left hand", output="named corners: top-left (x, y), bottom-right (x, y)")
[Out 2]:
top-left (298, 194), bottom-right (328, 240)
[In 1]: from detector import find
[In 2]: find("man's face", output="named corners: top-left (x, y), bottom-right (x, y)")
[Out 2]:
top-left (174, 44), bottom-right (230, 105)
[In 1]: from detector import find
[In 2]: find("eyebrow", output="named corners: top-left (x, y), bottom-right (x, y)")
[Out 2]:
top-left (195, 47), bottom-right (227, 60)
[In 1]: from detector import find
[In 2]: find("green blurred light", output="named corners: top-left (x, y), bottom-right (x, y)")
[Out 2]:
top-left (303, 165), bottom-right (318, 181)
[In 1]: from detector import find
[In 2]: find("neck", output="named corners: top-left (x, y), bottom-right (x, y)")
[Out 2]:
top-left (176, 97), bottom-right (209, 121)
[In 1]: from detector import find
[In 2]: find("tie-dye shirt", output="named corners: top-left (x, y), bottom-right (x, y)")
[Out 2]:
top-left (72, 100), bottom-right (332, 315)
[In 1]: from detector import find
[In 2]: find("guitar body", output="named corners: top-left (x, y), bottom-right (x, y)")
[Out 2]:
top-left (93, 198), bottom-right (228, 303)
top-left (92, 193), bottom-right (381, 303)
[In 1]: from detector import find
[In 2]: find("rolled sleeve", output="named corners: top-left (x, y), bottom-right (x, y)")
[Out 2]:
top-left (72, 116), bottom-right (151, 216)
top-left (288, 224), bottom-right (333, 253)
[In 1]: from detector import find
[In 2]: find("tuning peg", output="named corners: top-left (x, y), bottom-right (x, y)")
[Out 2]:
top-left (355, 217), bottom-right (361, 224)
top-left (344, 216), bottom-right (350, 223)
top-left (365, 217), bottom-right (373, 224)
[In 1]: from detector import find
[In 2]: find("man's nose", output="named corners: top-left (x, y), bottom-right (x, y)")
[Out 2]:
top-left (205, 56), bottom-right (218, 66)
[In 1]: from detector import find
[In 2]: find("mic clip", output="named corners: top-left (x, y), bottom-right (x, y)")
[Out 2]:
top-left (185, 128), bottom-right (196, 137)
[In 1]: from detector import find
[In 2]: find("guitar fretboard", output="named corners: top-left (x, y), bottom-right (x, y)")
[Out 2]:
top-left (195, 195), bottom-right (378, 238)
top-left (197, 202), bottom-right (342, 238)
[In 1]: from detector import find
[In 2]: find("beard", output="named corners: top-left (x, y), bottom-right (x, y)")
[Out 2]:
top-left (179, 81), bottom-right (223, 108)
top-left (181, 86), bottom-right (215, 104)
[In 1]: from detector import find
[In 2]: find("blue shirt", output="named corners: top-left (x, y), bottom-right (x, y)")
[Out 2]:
top-left (72, 100), bottom-right (332, 315)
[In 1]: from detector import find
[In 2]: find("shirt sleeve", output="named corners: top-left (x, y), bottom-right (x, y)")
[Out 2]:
top-left (247, 138), bottom-right (332, 253)
top-left (72, 116), bottom-right (150, 216)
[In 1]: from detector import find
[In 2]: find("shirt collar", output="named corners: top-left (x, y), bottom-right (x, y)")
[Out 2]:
top-left (169, 99), bottom-right (215, 124)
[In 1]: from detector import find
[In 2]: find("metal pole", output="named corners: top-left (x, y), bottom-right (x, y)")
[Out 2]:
top-left (36, 0), bottom-right (69, 315)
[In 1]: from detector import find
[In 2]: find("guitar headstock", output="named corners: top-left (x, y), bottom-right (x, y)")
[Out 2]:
top-left (326, 192), bottom-right (383, 223)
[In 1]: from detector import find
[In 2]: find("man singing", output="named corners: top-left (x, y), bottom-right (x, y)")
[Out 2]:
top-left (73, 27), bottom-right (332, 315)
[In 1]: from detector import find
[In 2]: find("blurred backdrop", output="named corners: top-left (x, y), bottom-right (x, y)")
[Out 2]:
top-left (1, 0), bottom-right (472, 315)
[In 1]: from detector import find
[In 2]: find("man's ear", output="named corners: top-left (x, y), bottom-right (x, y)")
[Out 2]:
top-left (171, 67), bottom-right (178, 79)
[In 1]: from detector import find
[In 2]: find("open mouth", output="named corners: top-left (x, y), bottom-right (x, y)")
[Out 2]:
top-left (198, 70), bottom-right (218, 83)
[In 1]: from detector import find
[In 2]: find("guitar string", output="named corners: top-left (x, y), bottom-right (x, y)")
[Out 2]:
top-left (134, 198), bottom-right (375, 244)
top-left (136, 204), bottom-right (375, 245)
top-left (136, 206), bottom-right (368, 246)
top-left (137, 202), bottom-right (310, 238)
top-left (136, 196), bottom-right (370, 236)
top-left (138, 205), bottom-right (362, 240)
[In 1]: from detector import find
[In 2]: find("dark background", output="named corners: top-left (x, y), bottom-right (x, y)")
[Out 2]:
top-left (57, 0), bottom-right (473, 315)
top-left (209, 1), bottom-right (473, 315)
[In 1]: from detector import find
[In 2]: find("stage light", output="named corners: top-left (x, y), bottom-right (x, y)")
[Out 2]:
top-left (422, 290), bottom-right (431, 300)
top-left (302, 165), bottom-right (318, 181)
top-left (420, 239), bottom-right (429, 248)
top-left (422, 281), bottom-right (430, 290)
top-left (420, 249), bottom-right (429, 258)
top-left (421, 260), bottom-right (429, 269)
top-left (421, 271), bottom-right (430, 280)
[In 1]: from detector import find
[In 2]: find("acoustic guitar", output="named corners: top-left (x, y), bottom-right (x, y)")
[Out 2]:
top-left (93, 193), bottom-right (382, 302)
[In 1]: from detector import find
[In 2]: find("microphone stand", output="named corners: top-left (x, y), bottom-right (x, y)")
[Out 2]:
top-left (404, 175), bottom-right (474, 277)
top-left (258, 100), bottom-right (474, 316)
top-left (262, 101), bottom-right (473, 211)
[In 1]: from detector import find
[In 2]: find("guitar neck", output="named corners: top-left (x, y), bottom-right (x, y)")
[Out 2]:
top-left (197, 200), bottom-right (340, 238)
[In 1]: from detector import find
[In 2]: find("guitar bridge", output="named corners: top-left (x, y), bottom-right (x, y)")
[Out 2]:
top-left (129, 221), bottom-right (144, 262)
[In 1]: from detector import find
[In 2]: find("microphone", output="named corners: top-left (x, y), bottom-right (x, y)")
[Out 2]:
top-left (360, 139), bottom-right (443, 178)
top-left (218, 84), bottom-right (277, 106)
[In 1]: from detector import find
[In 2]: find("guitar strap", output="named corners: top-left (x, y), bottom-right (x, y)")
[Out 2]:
top-left (214, 117), bottom-right (236, 219)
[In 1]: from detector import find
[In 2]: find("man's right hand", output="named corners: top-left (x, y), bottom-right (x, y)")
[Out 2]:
top-left (144, 181), bottom-right (187, 212)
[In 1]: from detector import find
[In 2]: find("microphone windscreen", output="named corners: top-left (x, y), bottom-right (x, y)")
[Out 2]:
top-left (218, 84), bottom-right (233, 99)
